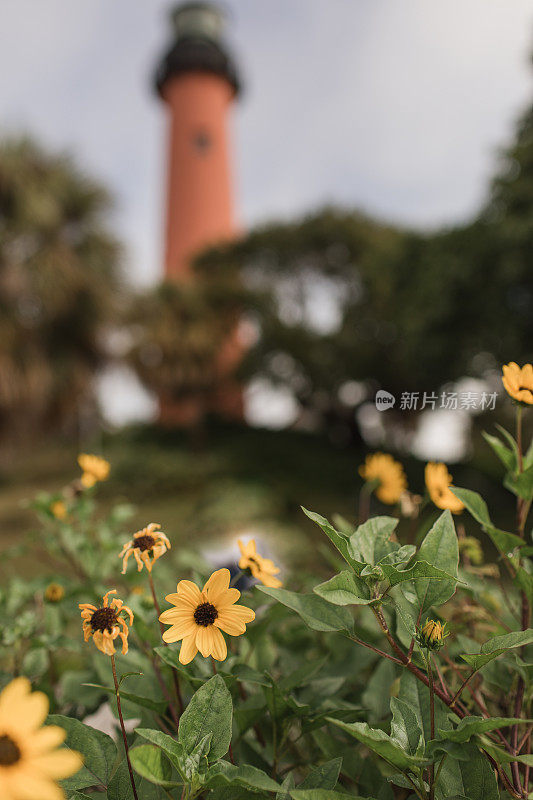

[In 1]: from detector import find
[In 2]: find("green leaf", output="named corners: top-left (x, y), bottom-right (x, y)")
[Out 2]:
top-left (118, 671), bottom-right (144, 688)
top-left (326, 718), bottom-right (425, 771)
top-left (382, 559), bottom-right (460, 589)
top-left (390, 697), bottom-right (423, 755)
top-left (433, 741), bottom-right (499, 800)
top-left (47, 714), bottom-right (117, 791)
top-left (82, 683), bottom-right (167, 715)
top-left (398, 671), bottom-right (451, 743)
top-left (450, 488), bottom-right (491, 527)
top-left (178, 674), bottom-right (233, 761)
top-left (182, 733), bottom-right (212, 781)
top-left (231, 663), bottom-right (271, 686)
top-left (277, 774), bottom-right (296, 800)
top-left (506, 463), bottom-right (533, 501)
top-left (206, 761), bottom-right (281, 792)
top-left (298, 758), bottom-right (342, 789)
top-left (313, 571), bottom-right (372, 606)
top-left (460, 629), bottom-right (533, 671)
top-left (400, 511), bottom-right (458, 613)
top-left (378, 544), bottom-right (416, 566)
top-left (302, 508), bottom-right (359, 570)
top-left (450, 487), bottom-right (524, 553)
top-left (362, 659), bottom-right (396, 724)
top-left (107, 758), bottom-right (163, 800)
top-left (482, 430), bottom-right (517, 472)
top-left (135, 728), bottom-right (188, 775)
top-left (347, 516), bottom-right (399, 565)
top-left (257, 586), bottom-right (353, 633)
top-left (433, 715), bottom-right (531, 744)
top-left (290, 792), bottom-right (362, 800)
top-left (482, 742), bottom-right (533, 767)
top-left (129, 744), bottom-right (177, 787)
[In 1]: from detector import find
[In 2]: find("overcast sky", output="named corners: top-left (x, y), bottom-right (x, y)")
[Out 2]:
top-left (1, 0), bottom-right (533, 290)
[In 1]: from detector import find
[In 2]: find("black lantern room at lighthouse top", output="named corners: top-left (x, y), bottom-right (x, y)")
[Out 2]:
top-left (155, 2), bottom-right (241, 98)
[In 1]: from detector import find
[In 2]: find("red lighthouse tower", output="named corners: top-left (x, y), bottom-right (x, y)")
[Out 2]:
top-left (155, 2), bottom-right (243, 424)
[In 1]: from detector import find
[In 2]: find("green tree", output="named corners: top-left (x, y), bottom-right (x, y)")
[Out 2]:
top-left (0, 137), bottom-right (121, 440)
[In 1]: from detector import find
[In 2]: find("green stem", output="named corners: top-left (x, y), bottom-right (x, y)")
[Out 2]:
top-left (358, 481), bottom-right (375, 523)
top-left (111, 655), bottom-right (139, 800)
top-left (511, 404), bottom-right (528, 795)
top-left (426, 651), bottom-right (436, 800)
top-left (149, 571), bottom-right (184, 721)
top-left (230, 570), bottom-right (245, 588)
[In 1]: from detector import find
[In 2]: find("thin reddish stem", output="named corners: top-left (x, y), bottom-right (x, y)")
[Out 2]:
top-left (111, 655), bottom-right (139, 800)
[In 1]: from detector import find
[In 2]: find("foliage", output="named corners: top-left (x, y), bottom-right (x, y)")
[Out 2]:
top-left (188, 201), bottom-right (532, 443)
top-left (125, 279), bottom-right (245, 418)
top-left (0, 136), bottom-right (121, 440)
top-left (148, 90), bottom-right (533, 440)
top-left (1, 399), bottom-right (532, 799)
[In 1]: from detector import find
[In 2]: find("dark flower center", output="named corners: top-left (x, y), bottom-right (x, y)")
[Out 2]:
top-left (135, 534), bottom-right (156, 552)
top-left (193, 602), bottom-right (218, 627)
top-left (91, 607), bottom-right (118, 633)
top-left (0, 734), bottom-right (21, 766)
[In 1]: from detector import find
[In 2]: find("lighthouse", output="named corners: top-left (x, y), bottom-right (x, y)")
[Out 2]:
top-left (155, 1), bottom-right (240, 280)
top-left (155, 1), bottom-right (243, 424)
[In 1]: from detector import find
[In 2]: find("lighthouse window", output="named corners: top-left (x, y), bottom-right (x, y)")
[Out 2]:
top-left (193, 130), bottom-right (212, 154)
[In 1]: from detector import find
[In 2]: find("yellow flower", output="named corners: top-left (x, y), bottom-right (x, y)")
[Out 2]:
top-left (417, 619), bottom-right (448, 651)
top-left (120, 523), bottom-right (170, 574)
top-left (50, 501), bottom-right (67, 521)
top-left (425, 462), bottom-right (464, 514)
top-left (359, 452), bottom-right (407, 504)
top-left (159, 568), bottom-right (255, 665)
top-left (238, 539), bottom-right (282, 588)
top-left (502, 362), bottom-right (533, 405)
top-left (77, 454), bottom-right (110, 489)
top-left (44, 583), bottom-right (65, 603)
top-left (79, 590), bottom-right (133, 656)
top-left (0, 677), bottom-right (82, 800)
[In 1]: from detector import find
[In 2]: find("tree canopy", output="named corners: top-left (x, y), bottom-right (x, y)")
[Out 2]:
top-left (0, 137), bottom-right (121, 439)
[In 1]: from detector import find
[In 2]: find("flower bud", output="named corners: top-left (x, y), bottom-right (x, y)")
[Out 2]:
top-left (417, 619), bottom-right (448, 651)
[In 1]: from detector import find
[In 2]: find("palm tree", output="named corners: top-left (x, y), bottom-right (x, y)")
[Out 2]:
top-left (0, 136), bottom-right (121, 441)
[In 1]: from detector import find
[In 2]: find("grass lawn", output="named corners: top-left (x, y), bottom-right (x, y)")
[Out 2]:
top-left (0, 420), bottom-right (517, 578)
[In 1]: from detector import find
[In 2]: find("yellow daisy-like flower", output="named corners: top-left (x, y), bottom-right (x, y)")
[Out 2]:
top-left (359, 452), bottom-right (407, 504)
top-left (79, 590), bottom-right (133, 656)
top-left (159, 568), bottom-right (255, 665)
top-left (50, 501), bottom-right (67, 521)
top-left (425, 462), bottom-right (464, 514)
top-left (502, 362), bottom-right (533, 405)
top-left (238, 539), bottom-right (282, 588)
top-left (77, 454), bottom-right (110, 489)
top-left (0, 677), bottom-right (82, 800)
top-left (44, 583), bottom-right (65, 603)
top-left (120, 523), bottom-right (170, 574)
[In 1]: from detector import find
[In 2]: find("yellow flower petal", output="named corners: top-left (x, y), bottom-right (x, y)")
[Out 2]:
top-left (210, 626), bottom-right (227, 661)
top-left (179, 634), bottom-right (198, 664)
top-left (203, 568), bottom-right (231, 604)
top-left (175, 580), bottom-right (203, 607)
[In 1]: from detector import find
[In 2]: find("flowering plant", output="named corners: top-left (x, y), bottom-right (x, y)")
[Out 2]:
top-left (0, 364), bottom-right (532, 799)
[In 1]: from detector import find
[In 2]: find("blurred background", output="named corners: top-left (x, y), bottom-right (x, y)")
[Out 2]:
top-left (1, 0), bottom-right (532, 571)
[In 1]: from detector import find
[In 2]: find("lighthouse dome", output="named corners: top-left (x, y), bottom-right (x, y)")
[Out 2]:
top-left (155, 2), bottom-right (240, 97)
